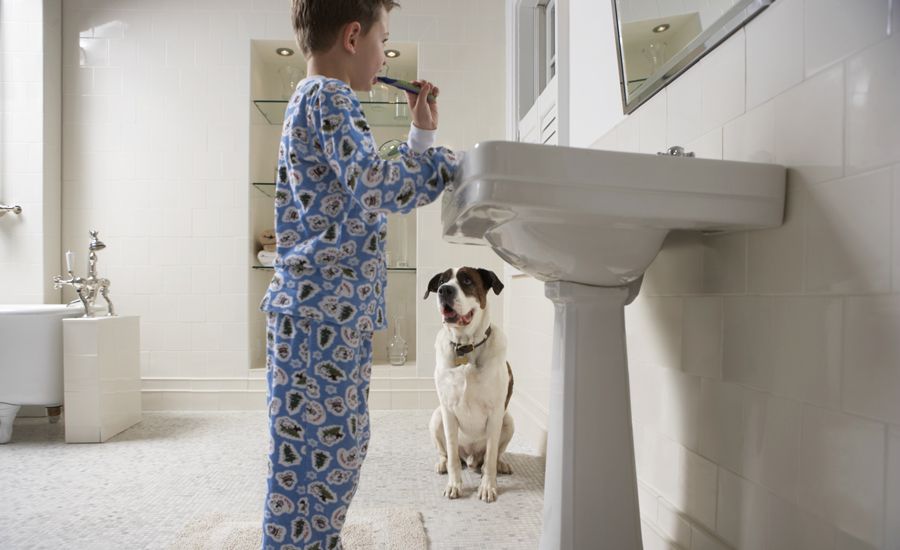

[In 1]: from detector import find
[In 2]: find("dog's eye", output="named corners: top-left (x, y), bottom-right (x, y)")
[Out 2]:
top-left (460, 276), bottom-right (470, 285)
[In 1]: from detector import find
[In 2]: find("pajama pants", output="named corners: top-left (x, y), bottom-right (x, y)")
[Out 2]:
top-left (262, 312), bottom-right (373, 550)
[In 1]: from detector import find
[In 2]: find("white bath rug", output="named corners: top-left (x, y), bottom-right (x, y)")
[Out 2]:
top-left (169, 507), bottom-right (428, 550)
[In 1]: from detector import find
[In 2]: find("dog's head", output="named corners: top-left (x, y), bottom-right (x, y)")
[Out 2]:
top-left (423, 267), bottom-right (504, 328)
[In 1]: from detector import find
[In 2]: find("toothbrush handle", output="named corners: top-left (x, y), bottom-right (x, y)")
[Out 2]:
top-left (379, 78), bottom-right (436, 103)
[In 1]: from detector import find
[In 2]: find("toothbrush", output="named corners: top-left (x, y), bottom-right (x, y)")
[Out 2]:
top-left (376, 76), bottom-right (437, 103)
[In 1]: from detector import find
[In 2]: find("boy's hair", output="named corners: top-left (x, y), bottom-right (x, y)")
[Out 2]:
top-left (291, 0), bottom-right (400, 56)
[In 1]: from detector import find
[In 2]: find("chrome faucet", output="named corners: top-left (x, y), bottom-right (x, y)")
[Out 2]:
top-left (658, 145), bottom-right (695, 157)
top-left (0, 204), bottom-right (22, 217)
top-left (53, 229), bottom-right (116, 317)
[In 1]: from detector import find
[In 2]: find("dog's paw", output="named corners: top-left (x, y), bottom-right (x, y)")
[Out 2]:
top-left (497, 459), bottom-right (513, 475)
top-left (443, 480), bottom-right (462, 499)
top-left (435, 458), bottom-right (448, 475)
top-left (477, 479), bottom-right (498, 503)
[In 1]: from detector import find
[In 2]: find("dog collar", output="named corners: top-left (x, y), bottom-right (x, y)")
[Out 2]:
top-left (450, 326), bottom-right (492, 361)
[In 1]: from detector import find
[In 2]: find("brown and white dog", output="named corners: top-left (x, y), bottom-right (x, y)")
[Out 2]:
top-left (424, 267), bottom-right (514, 503)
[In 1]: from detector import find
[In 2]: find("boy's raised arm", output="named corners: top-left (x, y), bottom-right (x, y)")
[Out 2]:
top-left (311, 84), bottom-right (460, 215)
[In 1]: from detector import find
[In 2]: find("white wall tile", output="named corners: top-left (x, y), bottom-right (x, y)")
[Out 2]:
top-left (723, 100), bottom-right (775, 164)
top-left (699, 378), bottom-right (745, 475)
top-left (768, 297), bottom-right (842, 410)
top-left (745, 0), bottom-right (803, 109)
top-left (740, 391), bottom-right (801, 502)
top-left (642, 231), bottom-right (705, 296)
top-left (685, 128), bottom-right (722, 161)
top-left (722, 297), bottom-right (773, 391)
top-left (805, 168), bottom-right (892, 294)
top-left (716, 468), bottom-right (767, 550)
top-left (667, 70), bottom-right (703, 146)
top-left (700, 31), bottom-right (745, 134)
top-left (843, 295), bottom-right (900, 425)
top-left (747, 174), bottom-right (805, 294)
top-left (638, 481), bottom-right (659, 522)
top-left (798, 405), bottom-right (886, 546)
top-left (767, 493), bottom-right (836, 550)
top-left (845, 35), bottom-right (900, 175)
top-left (690, 527), bottom-right (730, 550)
top-left (774, 64), bottom-right (844, 185)
top-left (626, 296), bottom-right (683, 371)
top-left (681, 297), bottom-right (721, 380)
top-left (804, 0), bottom-right (890, 77)
top-left (639, 90), bottom-right (668, 155)
top-left (658, 497), bottom-right (692, 549)
top-left (701, 232), bottom-right (747, 294)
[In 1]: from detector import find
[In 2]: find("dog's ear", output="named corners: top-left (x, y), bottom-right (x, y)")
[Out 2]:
top-left (423, 270), bottom-right (446, 299)
top-left (477, 268), bottom-right (504, 295)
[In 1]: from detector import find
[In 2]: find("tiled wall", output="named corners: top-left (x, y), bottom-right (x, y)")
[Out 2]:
top-left (509, 0), bottom-right (900, 548)
top-left (45, 0), bottom-right (505, 410)
top-left (0, 0), bottom-right (62, 304)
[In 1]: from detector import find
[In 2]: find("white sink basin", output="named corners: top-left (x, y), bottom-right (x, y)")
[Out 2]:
top-left (443, 141), bottom-right (786, 286)
top-left (441, 141), bottom-right (786, 550)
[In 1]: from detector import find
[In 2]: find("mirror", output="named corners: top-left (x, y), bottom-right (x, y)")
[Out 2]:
top-left (612, 0), bottom-right (773, 114)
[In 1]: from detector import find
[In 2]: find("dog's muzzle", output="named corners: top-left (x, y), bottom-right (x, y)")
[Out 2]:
top-left (438, 286), bottom-right (474, 326)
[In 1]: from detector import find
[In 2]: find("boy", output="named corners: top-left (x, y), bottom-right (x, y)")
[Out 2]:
top-left (258, 1), bottom-right (460, 548)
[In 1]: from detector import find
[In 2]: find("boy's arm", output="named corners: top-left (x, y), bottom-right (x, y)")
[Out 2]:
top-left (312, 84), bottom-right (460, 215)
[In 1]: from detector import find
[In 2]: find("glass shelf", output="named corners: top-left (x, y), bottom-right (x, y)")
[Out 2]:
top-left (253, 182), bottom-right (276, 197)
top-left (253, 99), bottom-right (411, 127)
top-left (252, 265), bottom-right (416, 272)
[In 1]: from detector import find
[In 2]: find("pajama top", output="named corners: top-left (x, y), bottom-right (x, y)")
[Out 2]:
top-left (260, 76), bottom-right (460, 332)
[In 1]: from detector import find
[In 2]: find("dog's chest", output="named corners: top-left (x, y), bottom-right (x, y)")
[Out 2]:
top-left (436, 364), bottom-right (497, 430)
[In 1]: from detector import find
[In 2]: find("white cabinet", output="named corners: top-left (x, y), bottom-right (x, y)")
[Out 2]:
top-left (508, 0), bottom-right (560, 145)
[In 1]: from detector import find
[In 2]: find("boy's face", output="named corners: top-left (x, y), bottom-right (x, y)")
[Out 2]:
top-left (349, 6), bottom-right (389, 92)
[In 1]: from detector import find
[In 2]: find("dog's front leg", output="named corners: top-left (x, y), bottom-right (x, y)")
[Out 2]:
top-left (440, 406), bottom-right (463, 499)
top-left (478, 409), bottom-right (505, 503)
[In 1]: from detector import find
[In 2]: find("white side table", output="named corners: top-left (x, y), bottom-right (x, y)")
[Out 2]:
top-left (63, 315), bottom-right (142, 443)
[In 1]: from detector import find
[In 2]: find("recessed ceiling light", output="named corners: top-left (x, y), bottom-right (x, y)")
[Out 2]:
top-left (385, 49), bottom-right (400, 58)
top-left (652, 23), bottom-right (670, 33)
top-left (276, 47), bottom-right (294, 56)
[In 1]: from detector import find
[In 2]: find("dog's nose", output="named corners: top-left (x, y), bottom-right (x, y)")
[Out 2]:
top-left (438, 285), bottom-right (455, 299)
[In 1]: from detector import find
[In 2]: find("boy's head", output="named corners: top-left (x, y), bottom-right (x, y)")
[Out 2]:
top-left (291, 0), bottom-right (400, 91)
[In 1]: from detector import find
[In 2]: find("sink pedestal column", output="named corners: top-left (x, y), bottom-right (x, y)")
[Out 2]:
top-left (539, 281), bottom-right (642, 550)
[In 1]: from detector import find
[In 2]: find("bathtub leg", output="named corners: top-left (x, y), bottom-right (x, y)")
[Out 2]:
top-left (47, 406), bottom-right (62, 424)
top-left (0, 402), bottom-right (21, 444)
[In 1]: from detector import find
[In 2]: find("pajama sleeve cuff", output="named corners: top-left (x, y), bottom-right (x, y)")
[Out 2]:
top-left (407, 123), bottom-right (437, 154)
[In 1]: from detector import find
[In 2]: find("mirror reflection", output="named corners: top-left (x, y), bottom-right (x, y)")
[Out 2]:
top-left (614, 0), bottom-right (773, 113)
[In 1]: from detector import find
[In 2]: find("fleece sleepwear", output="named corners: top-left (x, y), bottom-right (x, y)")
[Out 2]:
top-left (262, 312), bottom-right (372, 550)
top-left (260, 75), bottom-right (460, 549)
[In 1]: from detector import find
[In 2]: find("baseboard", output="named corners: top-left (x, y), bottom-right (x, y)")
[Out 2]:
top-left (507, 391), bottom-right (549, 457)
top-left (137, 372), bottom-right (439, 411)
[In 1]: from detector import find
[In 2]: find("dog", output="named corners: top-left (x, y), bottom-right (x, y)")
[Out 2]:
top-left (424, 267), bottom-right (514, 503)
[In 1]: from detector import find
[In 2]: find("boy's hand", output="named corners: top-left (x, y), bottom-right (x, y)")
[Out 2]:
top-left (407, 80), bottom-right (439, 131)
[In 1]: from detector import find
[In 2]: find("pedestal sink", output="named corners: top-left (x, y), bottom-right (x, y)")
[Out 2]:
top-left (442, 141), bottom-right (786, 550)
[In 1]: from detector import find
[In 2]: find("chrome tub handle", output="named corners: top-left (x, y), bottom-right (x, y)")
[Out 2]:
top-left (0, 204), bottom-right (22, 217)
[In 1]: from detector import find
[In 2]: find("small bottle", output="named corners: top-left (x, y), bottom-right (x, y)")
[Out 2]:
top-left (387, 316), bottom-right (408, 366)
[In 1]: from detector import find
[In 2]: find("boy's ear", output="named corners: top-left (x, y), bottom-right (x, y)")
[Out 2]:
top-left (343, 21), bottom-right (362, 53)
top-left (477, 268), bottom-right (504, 296)
top-left (423, 270), bottom-right (448, 300)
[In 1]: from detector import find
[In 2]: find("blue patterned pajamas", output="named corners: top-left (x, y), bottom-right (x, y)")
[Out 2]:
top-left (263, 312), bottom-right (373, 550)
top-left (259, 74), bottom-right (459, 549)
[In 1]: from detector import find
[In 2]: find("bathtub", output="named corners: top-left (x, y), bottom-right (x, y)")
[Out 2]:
top-left (0, 304), bottom-right (83, 443)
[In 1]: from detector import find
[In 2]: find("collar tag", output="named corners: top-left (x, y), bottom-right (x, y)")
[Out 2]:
top-left (449, 326), bottom-right (493, 368)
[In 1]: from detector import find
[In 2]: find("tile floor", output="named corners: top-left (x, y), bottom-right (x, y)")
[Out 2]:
top-left (0, 410), bottom-right (545, 549)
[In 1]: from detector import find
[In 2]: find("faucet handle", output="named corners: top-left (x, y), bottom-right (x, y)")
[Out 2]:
top-left (658, 145), bottom-right (695, 157)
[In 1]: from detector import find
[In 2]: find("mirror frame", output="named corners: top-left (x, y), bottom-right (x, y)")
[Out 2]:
top-left (612, 0), bottom-right (774, 114)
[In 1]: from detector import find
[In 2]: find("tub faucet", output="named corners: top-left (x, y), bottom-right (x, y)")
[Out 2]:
top-left (52, 229), bottom-right (116, 318)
